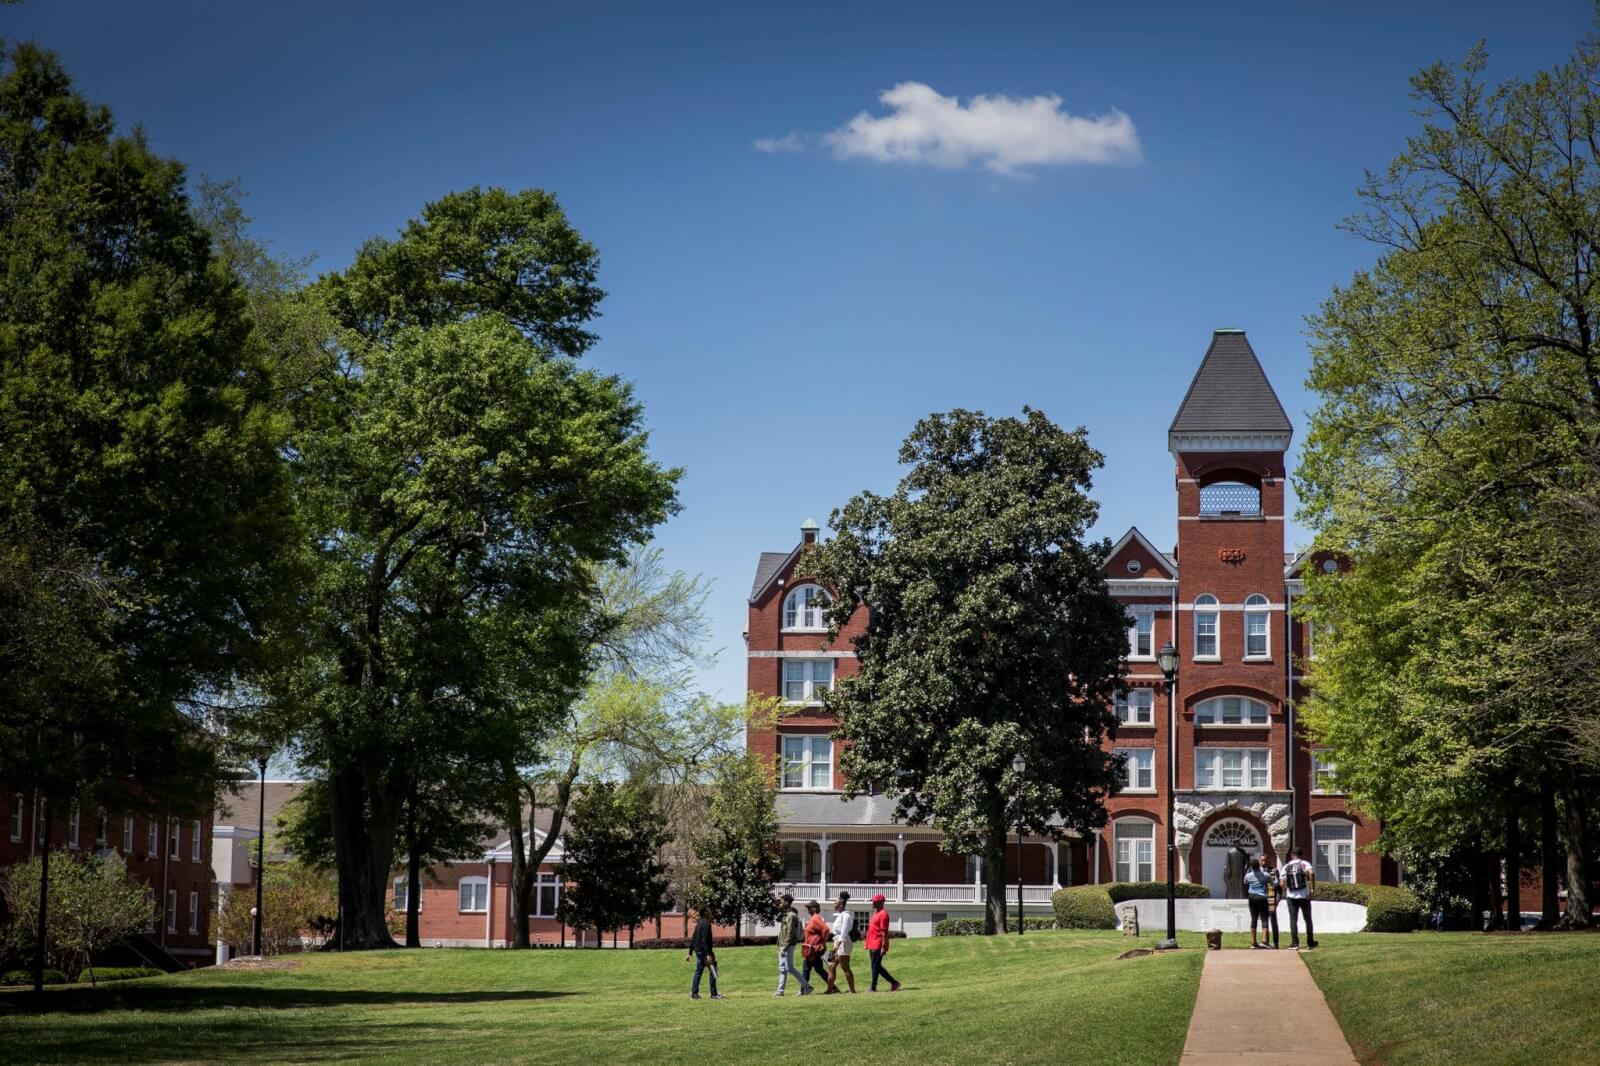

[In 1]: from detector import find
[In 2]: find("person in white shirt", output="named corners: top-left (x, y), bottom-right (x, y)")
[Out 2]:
top-left (1279, 846), bottom-right (1318, 950)
top-left (826, 892), bottom-right (857, 994)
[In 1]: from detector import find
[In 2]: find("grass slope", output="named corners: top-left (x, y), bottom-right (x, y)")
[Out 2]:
top-left (1302, 932), bottom-right (1600, 1065)
top-left (0, 930), bottom-right (1205, 1065)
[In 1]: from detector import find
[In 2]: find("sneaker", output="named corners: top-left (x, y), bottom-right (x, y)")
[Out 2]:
top-left (1289, 941), bottom-right (1300, 949)
top-left (711, 994), bottom-right (725, 1000)
top-left (890, 982), bottom-right (901, 991)
top-left (690, 993), bottom-right (701, 1000)
top-left (800, 987), bottom-right (813, 996)
top-left (773, 990), bottom-right (784, 997)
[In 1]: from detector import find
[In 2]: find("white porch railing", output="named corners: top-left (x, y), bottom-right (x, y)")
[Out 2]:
top-left (780, 882), bottom-right (1058, 905)
top-left (830, 882), bottom-right (898, 901)
top-left (903, 883), bottom-right (979, 903)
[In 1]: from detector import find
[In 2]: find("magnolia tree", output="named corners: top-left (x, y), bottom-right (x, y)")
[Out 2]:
top-left (1, 855), bottom-right (152, 984)
top-left (688, 754), bottom-right (787, 945)
top-left (217, 858), bottom-right (338, 956)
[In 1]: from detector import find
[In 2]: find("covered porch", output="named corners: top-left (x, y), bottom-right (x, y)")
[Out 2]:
top-left (776, 830), bottom-right (1069, 906)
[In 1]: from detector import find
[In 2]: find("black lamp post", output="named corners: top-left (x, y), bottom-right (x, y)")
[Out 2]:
top-left (253, 751), bottom-right (268, 957)
top-left (1012, 752), bottom-right (1025, 936)
top-left (1157, 641), bottom-right (1180, 950)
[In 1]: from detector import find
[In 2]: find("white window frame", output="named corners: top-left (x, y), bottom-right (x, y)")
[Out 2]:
top-left (1114, 688), bottom-right (1155, 726)
top-left (169, 818), bottom-right (181, 861)
top-left (9, 794), bottom-right (22, 843)
top-left (1194, 748), bottom-right (1270, 790)
top-left (122, 816), bottom-right (134, 853)
top-left (1114, 747), bottom-right (1155, 793)
top-left (1243, 594), bottom-right (1270, 659)
top-left (781, 840), bottom-right (807, 881)
top-left (458, 876), bottom-right (490, 913)
top-left (188, 890), bottom-right (200, 934)
top-left (1193, 595), bottom-right (1220, 660)
top-left (1127, 607), bottom-right (1155, 660)
top-left (393, 878), bottom-right (418, 913)
top-left (874, 845), bottom-right (896, 879)
top-left (68, 800), bottom-right (80, 849)
top-left (782, 658), bottom-right (833, 704)
top-left (1304, 619), bottom-right (1316, 661)
top-left (148, 819), bottom-right (158, 856)
top-left (1113, 819), bottom-right (1156, 882)
top-left (166, 889), bottom-right (178, 933)
top-left (145, 888), bottom-right (157, 934)
top-left (535, 871), bottom-right (562, 917)
top-left (780, 734), bottom-right (834, 791)
top-left (782, 584), bottom-right (830, 631)
top-left (1194, 696), bottom-right (1270, 727)
top-left (192, 819), bottom-right (203, 861)
top-left (97, 808), bottom-right (109, 846)
top-left (1312, 751), bottom-right (1341, 794)
top-left (1313, 820), bottom-right (1357, 884)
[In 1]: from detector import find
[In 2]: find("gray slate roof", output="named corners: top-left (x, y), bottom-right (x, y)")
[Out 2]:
top-left (1168, 330), bottom-right (1293, 439)
top-left (750, 550), bottom-right (792, 599)
top-left (776, 791), bottom-right (1069, 830)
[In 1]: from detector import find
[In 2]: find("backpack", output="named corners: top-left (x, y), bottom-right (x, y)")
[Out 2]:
top-left (1284, 862), bottom-right (1308, 893)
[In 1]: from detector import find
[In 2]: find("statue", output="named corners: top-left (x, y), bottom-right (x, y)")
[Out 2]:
top-left (1223, 844), bottom-right (1248, 899)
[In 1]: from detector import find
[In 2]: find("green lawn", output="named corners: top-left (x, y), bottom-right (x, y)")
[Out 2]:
top-left (0, 931), bottom-right (1205, 1065)
top-left (1301, 932), bottom-right (1600, 1066)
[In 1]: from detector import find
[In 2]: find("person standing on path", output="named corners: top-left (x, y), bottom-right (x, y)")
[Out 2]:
top-left (826, 892), bottom-right (856, 994)
top-left (864, 893), bottom-right (900, 992)
top-left (1280, 846), bottom-right (1319, 950)
top-left (774, 893), bottom-right (810, 996)
top-left (1259, 852), bottom-right (1281, 948)
top-left (801, 899), bottom-right (832, 993)
top-left (685, 909), bottom-right (723, 1000)
top-left (1244, 856), bottom-right (1275, 948)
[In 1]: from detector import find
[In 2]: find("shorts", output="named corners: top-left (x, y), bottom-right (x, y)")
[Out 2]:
top-left (834, 938), bottom-right (852, 957)
top-left (1248, 896), bottom-right (1270, 921)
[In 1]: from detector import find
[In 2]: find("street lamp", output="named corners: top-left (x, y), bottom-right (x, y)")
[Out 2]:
top-left (253, 750), bottom-right (268, 957)
top-left (1157, 641), bottom-right (1180, 950)
top-left (1012, 752), bottom-right (1025, 936)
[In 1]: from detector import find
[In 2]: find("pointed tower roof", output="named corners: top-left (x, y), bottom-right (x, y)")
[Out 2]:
top-left (1167, 329), bottom-right (1293, 453)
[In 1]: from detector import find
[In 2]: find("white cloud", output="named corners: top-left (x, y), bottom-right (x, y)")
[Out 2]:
top-left (753, 131), bottom-right (808, 154)
top-left (796, 82), bottom-right (1140, 176)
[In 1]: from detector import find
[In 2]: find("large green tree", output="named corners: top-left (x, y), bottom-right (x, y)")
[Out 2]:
top-left (688, 754), bottom-right (786, 945)
top-left (556, 782), bottom-right (671, 945)
top-left (1297, 36), bottom-right (1600, 925)
top-left (810, 409), bottom-right (1127, 934)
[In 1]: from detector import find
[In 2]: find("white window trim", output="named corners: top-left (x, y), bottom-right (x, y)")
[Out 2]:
top-left (148, 820), bottom-right (159, 856)
top-left (1114, 747), bottom-right (1156, 793)
top-left (1243, 594), bottom-right (1271, 660)
top-left (534, 871), bottom-right (562, 917)
top-left (1313, 819), bottom-right (1357, 884)
top-left (166, 890), bottom-right (178, 933)
top-left (1311, 751), bottom-right (1343, 795)
top-left (122, 816), bottom-right (134, 854)
top-left (1193, 596), bottom-right (1220, 661)
top-left (458, 875), bottom-right (490, 913)
top-left (780, 734), bottom-right (834, 791)
top-left (168, 818), bottom-right (181, 861)
top-left (9, 794), bottom-right (22, 843)
top-left (1127, 607), bottom-right (1156, 661)
top-left (1194, 696), bottom-right (1271, 727)
top-left (67, 800), bottom-right (81, 849)
top-left (1114, 688), bottom-right (1155, 726)
top-left (192, 819), bottom-right (203, 861)
top-left (1112, 818), bottom-right (1157, 883)
top-left (393, 877), bottom-right (420, 913)
top-left (97, 808), bottom-right (109, 846)
top-left (1193, 747), bottom-right (1271, 791)
top-left (188, 891), bottom-right (200, 934)
top-left (781, 583), bottom-right (830, 632)
top-left (781, 658), bottom-right (834, 705)
top-left (874, 845), bottom-right (896, 878)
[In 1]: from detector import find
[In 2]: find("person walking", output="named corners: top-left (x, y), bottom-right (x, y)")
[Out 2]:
top-left (1244, 856), bottom-right (1275, 948)
top-left (1280, 846), bottom-right (1318, 950)
top-left (685, 908), bottom-right (723, 1000)
top-left (826, 892), bottom-right (856, 994)
top-left (1259, 852), bottom-right (1281, 948)
top-left (774, 893), bottom-right (810, 996)
top-left (865, 893), bottom-right (900, 992)
top-left (801, 899), bottom-right (831, 993)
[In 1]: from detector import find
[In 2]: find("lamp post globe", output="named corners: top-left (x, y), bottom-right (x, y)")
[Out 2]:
top-left (1157, 642), bottom-right (1179, 950)
top-left (1011, 754), bottom-right (1025, 935)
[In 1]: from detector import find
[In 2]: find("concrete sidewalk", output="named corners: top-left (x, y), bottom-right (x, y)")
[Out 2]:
top-left (1180, 948), bottom-right (1358, 1065)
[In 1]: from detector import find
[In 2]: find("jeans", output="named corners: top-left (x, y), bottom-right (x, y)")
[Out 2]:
top-left (802, 953), bottom-right (829, 988)
top-left (868, 948), bottom-right (897, 990)
top-left (1287, 897), bottom-right (1315, 946)
top-left (692, 952), bottom-right (717, 996)
top-left (777, 943), bottom-right (808, 993)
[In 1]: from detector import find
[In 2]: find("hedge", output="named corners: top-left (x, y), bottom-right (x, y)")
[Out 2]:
top-left (1105, 881), bottom-right (1212, 903)
top-left (1308, 882), bottom-right (1368, 905)
top-left (934, 916), bottom-right (1056, 936)
top-left (79, 966), bottom-right (163, 983)
top-left (1278, 882), bottom-right (1421, 931)
top-left (1051, 886), bottom-right (1116, 929)
top-left (0, 969), bottom-right (68, 986)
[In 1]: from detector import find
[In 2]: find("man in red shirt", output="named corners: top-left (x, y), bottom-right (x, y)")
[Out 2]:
top-left (865, 893), bottom-right (901, 992)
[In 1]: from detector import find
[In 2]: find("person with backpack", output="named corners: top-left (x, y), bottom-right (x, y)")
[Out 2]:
top-left (685, 908), bottom-right (723, 1000)
top-left (1258, 851), bottom-right (1281, 948)
top-left (800, 899), bottom-right (832, 993)
top-left (1244, 856), bottom-right (1275, 948)
top-left (774, 892), bottom-right (810, 996)
top-left (864, 893), bottom-right (901, 992)
top-left (1279, 846), bottom-right (1318, 950)
top-left (826, 892), bottom-right (856, 994)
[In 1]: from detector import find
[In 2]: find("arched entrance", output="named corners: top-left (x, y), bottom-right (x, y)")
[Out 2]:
top-left (1200, 819), bottom-right (1260, 899)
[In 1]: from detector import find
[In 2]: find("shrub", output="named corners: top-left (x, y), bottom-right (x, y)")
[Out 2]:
top-left (1105, 881), bottom-right (1211, 903)
top-left (0, 968), bottom-right (68, 986)
top-left (1362, 885), bottom-right (1422, 932)
top-left (1311, 882), bottom-right (1369, 905)
top-left (933, 916), bottom-right (1056, 936)
top-left (1051, 886), bottom-right (1116, 929)
top-left (78, 966), bottom-right (162, 983)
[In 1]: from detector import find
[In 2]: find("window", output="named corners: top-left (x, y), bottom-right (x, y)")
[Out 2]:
top-left (1115, 748), bottom-right (1155, 792)
top-left (1244, 594), bottom-right (1270, 658)
top-left (535, 872), bottom-right (561, 917)
top-left (782, 584), bottom-right (830, 630)
top-left (1114, 688), bottom-right (1155, 725)
top-left (1194, 696), bottom-right (1270, 726)
top-left (68, 801), bottom-right (80, 849)
top-left (1114, 820), bottom-right (1155, 882)
top-left (459, 876), bottom-right (489, 913)
top-left (1193, 595), bottom-right (1219, 659)
top-left (1304, 620), bottom-right (1316, 661)
top-left (780, 735), bottom-right (833, 790)
top-left (1195, 748), bottom-right (1269, 790)
top-left (782, 840), bottom-right (807, 881)
top-left (188, 891), bottom-right (200, 934)
top-left (782, 659), bottom-right (833, 703)
top-left (145, 888), bottom-right (157, 934)
top-left (1127, 608), bottom-right (1154, 658)
top-left (122, 816), bottom-right (134, 853)
top-left (148, 819), bottom-right (158, 856)
top-left (97, 808), bottom-right (109, 846)
top-left (874, 845), bottom-right (896, 879)
top-left (169, 818), bottom-right (181, 860)
top-left (8, 794), bottom-right (21, 843)
top-left (166, 890), bottom-right (178, 933)
top-left (1199, 480), bottom-right (1261, 516)
top-left (393, 879), bottom-right (416, 913)
top-left (1313, 821), bottom-right (1356, 883)
top-left (1312, 752), bottom-right (1340, 793)
top-left (192, 820), bottom-right (203, 861)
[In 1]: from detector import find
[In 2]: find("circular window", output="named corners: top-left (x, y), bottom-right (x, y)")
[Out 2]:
top-left (1321, 559), bottom-right (1338, 573)
top-left (1126, 559), bottom-right (1142, 574)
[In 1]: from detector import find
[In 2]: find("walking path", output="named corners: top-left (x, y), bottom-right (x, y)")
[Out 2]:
top-left (1180, 948), bottom-right (1358, 1065)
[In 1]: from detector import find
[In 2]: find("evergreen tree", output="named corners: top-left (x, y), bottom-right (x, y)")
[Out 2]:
top-left (556, 782), bottom-right (671, 944)
top-left (689, 755), bottom-right (786, 945)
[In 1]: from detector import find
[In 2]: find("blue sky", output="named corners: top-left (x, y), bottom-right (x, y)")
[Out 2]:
top-left (8, 1), bottom-right (1593, 706)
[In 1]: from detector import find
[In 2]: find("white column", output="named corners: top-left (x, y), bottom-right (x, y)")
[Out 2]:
top-left (894, 834), bottom-right (906, 902)
top-left (1050, 842), bottom-right (1060, 888)
top-left (485, 858), bottom-right (495, 948)
top-left (973, 854), bottom-right (983, 903)
top-left (1093, 830), bottom-right (1102, 885)
top-left (817, 836), bottom-right (830, 900)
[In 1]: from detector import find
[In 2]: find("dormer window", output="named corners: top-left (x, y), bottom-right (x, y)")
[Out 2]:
top-left (783, 584), bottom-right (830, 630)
top-left (1198, 479), bottom-right (1261, 517)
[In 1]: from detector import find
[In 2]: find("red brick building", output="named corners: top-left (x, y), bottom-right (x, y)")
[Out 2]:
top-left (745, 329), bottom-right (1395, 935)
top-left (1, 786), bottom-right (215, 968)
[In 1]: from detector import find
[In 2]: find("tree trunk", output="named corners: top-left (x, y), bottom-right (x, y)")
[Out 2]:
top-left (1467, 843), bottom-right (1488, 930)
top-left (33, 795), bottom-right (51, 997)
top-left (1483, 849), bottom-right (1505, 931)
top-left (1540, 776), bottom-right (1561, 929)
top-left (405, 844), bottom-right (421, 949)
top-left (328, 763), bottom-right (402, 950)
top-left (504, 779), bottom-right (532, 950)
top-left (1558, 765), bottom-right (1592, 928)
top-left (1504, 798), bottom-right (1521, 931)
top-left (982, 816), bottom-right (1009, 935)
top-left (508, 757), bottom-right (580, 948)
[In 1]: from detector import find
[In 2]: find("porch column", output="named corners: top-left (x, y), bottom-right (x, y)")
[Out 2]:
top-left (1049, 842), bottom-right (1060, 889)
top-left (1093, 829), bottom-right (1102, 884)
top-left (817, 836), bottom-right (830, 900)
top-left (894, 834), bottom-right (906, 902)
top-left (973, 854), bottom-right (983, 904)
top-left (485, 858), bottom-right (495, 948)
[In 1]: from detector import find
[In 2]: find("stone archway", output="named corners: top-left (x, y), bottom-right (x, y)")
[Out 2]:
top-left (1198, 819), bottom-right (1261, 899)
top-left (1174, 798), bottom-right (1290, 890)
